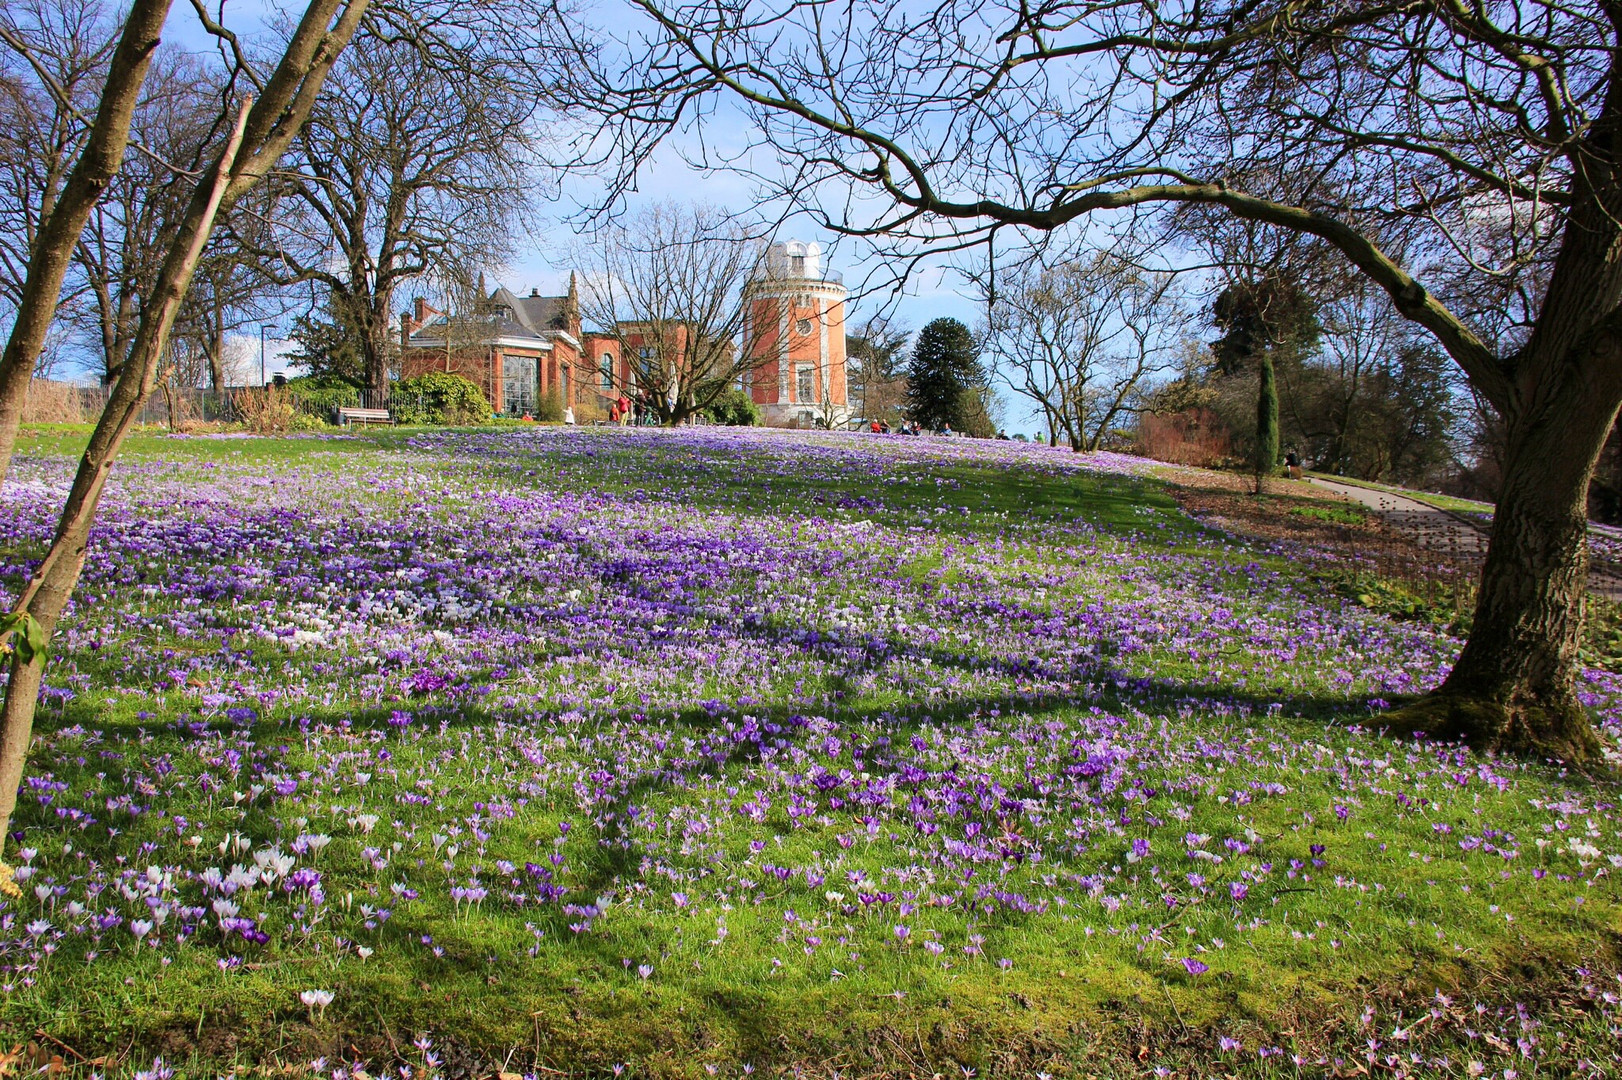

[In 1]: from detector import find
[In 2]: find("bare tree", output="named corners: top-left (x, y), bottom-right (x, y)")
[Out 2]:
top-left (0, 0), bottom-right (369, 867)
top-left (0, 0), bottom-right (173, 482)
top-left (846, 315), bottom-right (908, 426)
top-left (576, 202), bottom-right (766, 426)
top-left (247, 4), bottom-right (548, 395)
top-left (556, 0), bottom-right (1622, 760)
top-left (0, 0), bottom-right (112, 336)
top-left (980, 247), bottom-right (1184, 451)
top-left (71, 52), bottom-right (220, 384)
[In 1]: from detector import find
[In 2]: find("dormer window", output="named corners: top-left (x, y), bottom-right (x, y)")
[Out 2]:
top-left (791, 255), bottom-right (806, 275)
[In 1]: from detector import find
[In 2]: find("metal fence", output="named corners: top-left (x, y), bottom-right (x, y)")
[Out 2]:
top-left (22, 382), bottom-right (236, 426)
top-left (20, 380), bottom-right (399, 427)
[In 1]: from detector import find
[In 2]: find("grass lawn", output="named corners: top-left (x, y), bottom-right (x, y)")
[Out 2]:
top-left (1, 425), bottom-right (1620, 1079)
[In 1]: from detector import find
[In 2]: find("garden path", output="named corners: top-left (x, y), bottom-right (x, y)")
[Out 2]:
top-left (1307, 476), bottom-right (1622, 602)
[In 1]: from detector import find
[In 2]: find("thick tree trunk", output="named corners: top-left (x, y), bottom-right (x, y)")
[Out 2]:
top-left (1393, 352), bottom-right (1622, 761)
top-left (363, 285), bottom-right (397, 396)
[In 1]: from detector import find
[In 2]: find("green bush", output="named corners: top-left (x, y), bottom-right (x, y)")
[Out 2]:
top-left (285, 375), bottom-right (360, 421)
top-left (287, 411), bottom-right (334, 432)
top-left (535, 388), bottom-right (565, 423)
top-left (704, 388), bottom-right (760, 426)
top-left (389, 372), bottom-right (491, 425)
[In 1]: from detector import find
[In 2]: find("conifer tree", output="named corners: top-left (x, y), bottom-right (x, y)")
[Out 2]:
top-left (905, 318), bottom-right (988, 433)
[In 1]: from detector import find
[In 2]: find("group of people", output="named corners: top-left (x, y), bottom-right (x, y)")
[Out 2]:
top-left (607, 393), bottom-right (661, 426)
top-left (865, 419), bottom-right (945, 436)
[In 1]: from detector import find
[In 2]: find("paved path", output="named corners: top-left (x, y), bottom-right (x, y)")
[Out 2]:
top-left (1307, 476), bottom-right (1622, 602)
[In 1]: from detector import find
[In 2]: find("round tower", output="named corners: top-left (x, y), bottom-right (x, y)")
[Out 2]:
top-left (743, 241), bottom-right (849, 428)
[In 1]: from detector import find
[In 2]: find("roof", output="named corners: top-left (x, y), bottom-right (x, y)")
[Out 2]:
top-left (407, 283), bottom-right (576, 350)
top-left (490, 286), bottom-right (573, 335)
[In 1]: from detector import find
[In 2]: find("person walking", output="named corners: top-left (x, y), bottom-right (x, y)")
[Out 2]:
top-left (617, 393), bottom-right (632, 426)
top-left (1285, 447), bottom-right (1303, 481)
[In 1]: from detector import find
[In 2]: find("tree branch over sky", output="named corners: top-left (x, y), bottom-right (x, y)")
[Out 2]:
top-left (554, 0), bottom-right (1622, 760)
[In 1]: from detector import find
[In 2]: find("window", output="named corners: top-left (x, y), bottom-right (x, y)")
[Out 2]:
top-left (501, 356), bottom-right (536, 416)
top-left (796, 318), bottom-right (813, 336)
top-left (600, 353), bottom-right (614, 392)
top-left (797, 364), bottom-right (816, 402)
top-left (791, 255), bottom-right (806, 275)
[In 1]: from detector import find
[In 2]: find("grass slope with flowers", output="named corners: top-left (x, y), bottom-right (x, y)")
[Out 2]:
top-left (1, 424), bottom-right (1620, 1080)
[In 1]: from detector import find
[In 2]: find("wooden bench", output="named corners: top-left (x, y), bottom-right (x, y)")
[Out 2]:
top-left (337, 407), bottom-right (393, 428)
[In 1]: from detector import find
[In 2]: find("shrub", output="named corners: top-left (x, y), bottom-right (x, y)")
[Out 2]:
top-left (288, 411), bottom-right (334, 432)
top-left (704, 389), bottom-right (760, 426)
top-left (1138, 408), bottom-right (1236, 468)
top-left (232, 386), bottom-right (296, 434)
top-left (22, 380), bottom-right (88, 423)
top-left (573, 393), bottom-right (607, 424)
top-left (285, 375), bottom-right (360, 421)
top-left (535, 388), bottom-right (565, 423)
top-left (389, 372), bottom-right (490, 425)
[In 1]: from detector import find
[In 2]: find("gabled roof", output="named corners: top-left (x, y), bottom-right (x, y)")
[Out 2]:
top-left (490, 286), bottom-right (572, 335)
top-left (406, 313), bottom-right (553, 352)
top-left (407, 282), bottom-right (577, 351)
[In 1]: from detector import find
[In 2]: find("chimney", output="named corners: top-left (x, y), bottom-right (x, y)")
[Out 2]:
top-left (413, 297), bottom-right (430, 324)
top-left (531, 287), bottom-right (541, 298)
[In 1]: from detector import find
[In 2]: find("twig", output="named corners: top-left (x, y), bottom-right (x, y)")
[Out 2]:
top-left (31, 1030), bottom-right (89, 1063)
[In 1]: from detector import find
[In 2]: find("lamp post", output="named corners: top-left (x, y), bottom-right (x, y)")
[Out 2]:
top-left (260, 324), bottom-right (275, 386)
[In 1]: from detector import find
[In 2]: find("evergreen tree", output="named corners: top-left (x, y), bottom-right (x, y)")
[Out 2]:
top-left (1254, 353), bottom-right (1278, 492)
top-left (905, 317), bottom-right (989, 433)
top-left (1209, 279), bottom-right (1320, 377)
top-left (286, 296), bottom-right (369, 388)
top-left (1210, 278), bottom-right (1317, 491)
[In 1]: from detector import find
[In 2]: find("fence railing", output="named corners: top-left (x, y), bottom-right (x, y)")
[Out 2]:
top-left (20, 380), bottom-right (404, 428)
top-left (22, 381), bottom-right (239, 426)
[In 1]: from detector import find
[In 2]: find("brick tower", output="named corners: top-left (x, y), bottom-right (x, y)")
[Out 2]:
top-left (743, 241), bottom-right (850, 428)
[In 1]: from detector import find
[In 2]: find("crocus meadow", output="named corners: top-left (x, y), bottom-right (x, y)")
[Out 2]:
top-left (0, 426), bottom-right (1618, 1078)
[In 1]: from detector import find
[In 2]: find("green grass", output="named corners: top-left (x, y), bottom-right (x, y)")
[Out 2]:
top-left (1287, 503), bottom-right (1368, 526)
top-left (3, 425), bottom-right (1620, 1078)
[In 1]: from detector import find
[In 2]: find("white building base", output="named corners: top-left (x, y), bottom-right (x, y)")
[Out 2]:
top-left (760, 402), bottom-right (854, 430)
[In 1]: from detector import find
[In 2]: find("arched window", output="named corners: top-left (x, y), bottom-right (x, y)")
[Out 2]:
top-left (600, 353), bottom-right (615, 392)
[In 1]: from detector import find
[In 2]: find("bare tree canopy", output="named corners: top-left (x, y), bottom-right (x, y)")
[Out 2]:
top-left (979, 246), bottom-right (1185, 452)
top-left (0, 0), bottom-right (113, 328)
top-left (248, 0), bottom-right (553, 393)
top-left (554, 0), bottom-right (1622, 761)
top-left (576, 202), bottom-right (766, 426)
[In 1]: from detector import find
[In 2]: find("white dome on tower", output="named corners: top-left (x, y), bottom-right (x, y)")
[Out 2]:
top-left (766, 241), bottom-right (822, 279)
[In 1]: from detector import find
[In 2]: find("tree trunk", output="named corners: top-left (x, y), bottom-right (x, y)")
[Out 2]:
top-left (1394, 362), bottom-right (1621, 761)
top-left (363, 286), bottom-right (396, 395)
top-left (0, 101), bottom-right (251, 848)
top-left (0, 0), bottom-right (369, 849)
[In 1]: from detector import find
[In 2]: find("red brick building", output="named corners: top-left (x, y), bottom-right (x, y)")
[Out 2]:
top-left (400, 242), bottom-right (849, 426)
top-left (400, 278), bottom-right (586, 416)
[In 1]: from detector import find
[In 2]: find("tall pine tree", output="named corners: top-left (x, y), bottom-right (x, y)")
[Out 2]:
top-left (905, 318), bottom-right (989, 433)
top-left (1254, 353), bottom-right (1278, 493)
